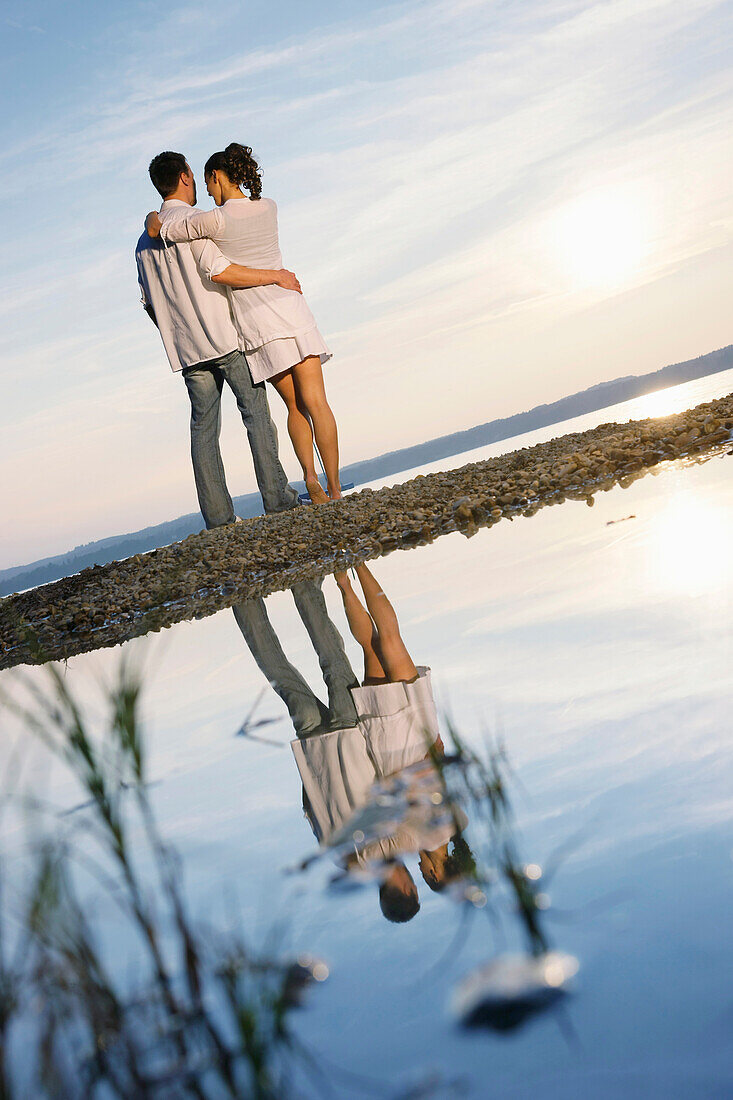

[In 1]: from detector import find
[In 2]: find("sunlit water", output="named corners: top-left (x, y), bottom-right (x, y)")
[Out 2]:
top-left (367, 367), bottom-right (733, 488)
top-left (1, 370), bottom-right (732, 1097)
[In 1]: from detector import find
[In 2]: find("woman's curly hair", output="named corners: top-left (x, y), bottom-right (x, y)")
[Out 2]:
top-left (204, 143), bottom-right (262, 200)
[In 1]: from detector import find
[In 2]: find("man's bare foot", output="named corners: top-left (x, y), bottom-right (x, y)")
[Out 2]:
top-left (305, 478), bottom-right (329, 504)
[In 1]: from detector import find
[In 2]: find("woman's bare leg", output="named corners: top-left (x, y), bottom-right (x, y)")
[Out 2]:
top-left (269, 369), bottom-right (328, 503)
top-left (291, 356), bottom-right (342, 500)
top-left (354, 563), bottom-right (418, 683)
top-left (334, 572), bottom-right (385, 683)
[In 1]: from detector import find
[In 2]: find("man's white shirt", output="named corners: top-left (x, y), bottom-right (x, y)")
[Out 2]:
top-left (135, 199), bottom-right (238, 372)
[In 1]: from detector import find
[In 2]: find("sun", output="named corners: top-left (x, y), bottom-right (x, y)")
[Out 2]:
top-left (552, 186), bottom-right (650, 289)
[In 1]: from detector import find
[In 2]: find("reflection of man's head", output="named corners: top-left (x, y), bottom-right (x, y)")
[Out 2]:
top-left (378, 861), bottom-right (420, 923)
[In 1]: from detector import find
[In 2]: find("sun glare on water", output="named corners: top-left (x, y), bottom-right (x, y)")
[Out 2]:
top-left (553, 186), bottom-right (650, 289)
top-left (650, 491), bottom-right (731, 598)
top-left (626, 385), bottom-right (699, 421)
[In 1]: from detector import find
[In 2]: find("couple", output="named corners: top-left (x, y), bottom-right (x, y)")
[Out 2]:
top-left (231, 563), bottom-right (464, 924)
top-left (135, 144), bottom-right (342, 527)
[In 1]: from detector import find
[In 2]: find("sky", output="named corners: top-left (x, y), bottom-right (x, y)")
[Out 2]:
top-left (1, 0), bottom-right (731, 569)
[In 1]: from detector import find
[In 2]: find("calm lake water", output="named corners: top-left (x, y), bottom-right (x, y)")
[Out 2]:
top-left (2, 369), bottom-right (732, 1098)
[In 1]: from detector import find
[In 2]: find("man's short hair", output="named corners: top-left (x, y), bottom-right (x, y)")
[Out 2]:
top-left (379, 880), bottom-right (420, 923)
top-left (149, 151), bottom-right (189, 199)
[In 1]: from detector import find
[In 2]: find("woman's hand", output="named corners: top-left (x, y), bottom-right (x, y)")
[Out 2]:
top-left (146, 211), bottom-right (162, 238)
top-left (275, 269), bottom-right (302, 294)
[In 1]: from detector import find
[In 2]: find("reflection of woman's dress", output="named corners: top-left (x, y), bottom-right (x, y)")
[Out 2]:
top-left (350, 667), bottom-right (439, 779)
top-left (159, 197), bottom-right (331, 381)
top-left (291, 667), bottom-right (448, 859)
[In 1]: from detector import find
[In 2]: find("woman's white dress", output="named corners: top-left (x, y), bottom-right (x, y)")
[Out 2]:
top-left (290, 668), bottom-right (446, 855)
top-left (158, 197), bottom-right (331, 382)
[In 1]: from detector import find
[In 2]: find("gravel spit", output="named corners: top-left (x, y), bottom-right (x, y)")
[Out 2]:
top-left (1, 394), bottom-right (731, 669)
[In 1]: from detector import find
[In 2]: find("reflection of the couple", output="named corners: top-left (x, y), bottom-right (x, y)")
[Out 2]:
top-left (232, 563), bottom-right (468, 923)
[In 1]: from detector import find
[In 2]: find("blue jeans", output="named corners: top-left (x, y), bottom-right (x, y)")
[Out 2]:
top-left (183, 349), bottom-right (298, 527)
top-left (232, 580), bottom-right (358, 735)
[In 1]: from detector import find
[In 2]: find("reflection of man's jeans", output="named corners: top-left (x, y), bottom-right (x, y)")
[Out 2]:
top-left (233, 581), bottom-right (358, 735)
top-left (182, 349), bottom-right (298, 527)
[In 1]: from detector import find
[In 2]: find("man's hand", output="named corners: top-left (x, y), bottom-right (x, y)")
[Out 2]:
top-left (275, 269), bottom-right (302, 294)
top-left (211, 263), bottom-right (303, 292)
top-left (146, 211), bottom-right (162, 239)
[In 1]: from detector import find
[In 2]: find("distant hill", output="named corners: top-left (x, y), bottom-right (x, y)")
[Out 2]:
top-left (2, 343), bottom-right (731, 597)
top-left (336, 344), bottom-right (733, 486)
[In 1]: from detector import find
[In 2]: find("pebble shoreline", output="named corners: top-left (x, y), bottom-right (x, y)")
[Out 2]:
top-left (2, 393), bottom-right (731, 670)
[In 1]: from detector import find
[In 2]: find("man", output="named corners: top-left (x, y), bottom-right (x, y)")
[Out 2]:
top-left (232, 581), bottom-right (359, 736)
top-left (136, 150), bottom-right (300, 526)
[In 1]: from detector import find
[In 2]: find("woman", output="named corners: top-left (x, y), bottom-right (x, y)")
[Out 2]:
top-left (147, 143), bottom-right (341, 503)
top-left (332, 562), bottom-right (444, 766)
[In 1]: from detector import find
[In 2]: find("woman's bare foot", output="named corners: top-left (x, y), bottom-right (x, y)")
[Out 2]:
top-left (305, 478), bottom-right (329, 504)
top-left (327, 483), bottom-right (343, 501)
